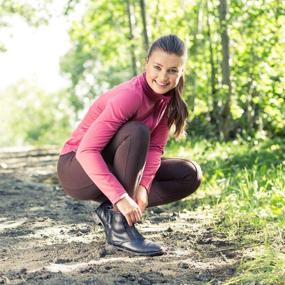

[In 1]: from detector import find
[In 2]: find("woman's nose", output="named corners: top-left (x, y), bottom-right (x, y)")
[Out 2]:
top-left (158, 71), bottom-right (169, 82)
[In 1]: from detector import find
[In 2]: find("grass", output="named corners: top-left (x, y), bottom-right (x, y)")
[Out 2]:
top-left (223, 247), bottom-right (285, 285)
top-left (165, 136), bottom-right (285, 284)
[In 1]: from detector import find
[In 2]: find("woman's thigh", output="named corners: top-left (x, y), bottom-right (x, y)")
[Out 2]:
top-left (57, 151), bottom-right (107, 201)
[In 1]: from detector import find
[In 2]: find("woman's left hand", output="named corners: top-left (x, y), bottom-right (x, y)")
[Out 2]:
top-left (134, 184), bottom-right (149, 213)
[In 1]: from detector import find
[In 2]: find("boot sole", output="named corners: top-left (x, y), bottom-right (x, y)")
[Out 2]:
top-left (105, 243), bottom-right (165, 257)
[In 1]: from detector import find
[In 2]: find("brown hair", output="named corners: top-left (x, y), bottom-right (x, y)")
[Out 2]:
top-left (146, 34), bottom-right (189, 139)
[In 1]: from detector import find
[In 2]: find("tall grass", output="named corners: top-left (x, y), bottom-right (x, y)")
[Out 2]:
top-left (165, 137), bottom-right (285, 284)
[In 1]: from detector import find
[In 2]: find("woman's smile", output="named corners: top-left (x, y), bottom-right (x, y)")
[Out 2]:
top-left (155, 80), bottom-right (169, 87)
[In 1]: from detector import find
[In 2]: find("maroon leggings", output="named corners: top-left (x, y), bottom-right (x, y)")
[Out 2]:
top-left (57, 121), bottom-right (202, 208)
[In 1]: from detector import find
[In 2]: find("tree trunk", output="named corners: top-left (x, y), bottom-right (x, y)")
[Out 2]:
top-left (206, 0), bottom-right (220, 137)
top-left (152, 0), bottom-right (160, 32)
top-left (126, 0), bottom-right (138, 76)
top-left (186, 0), bottom-right (203, 114)
top-left (139, 0), bottom-right (149, 52)
top-left (218, 0), bottom-right (232, 140)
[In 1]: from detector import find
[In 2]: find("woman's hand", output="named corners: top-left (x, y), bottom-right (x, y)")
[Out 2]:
top-left (115, 195), bottom-right (142, 226)
top-left (134, 184), bottom-right (149, 214)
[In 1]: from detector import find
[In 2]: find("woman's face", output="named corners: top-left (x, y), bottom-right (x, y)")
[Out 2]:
top-left (145, 48), bottom-right (185, 95)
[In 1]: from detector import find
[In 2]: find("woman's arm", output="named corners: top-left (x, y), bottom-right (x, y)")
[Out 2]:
top-left (75, 91), bottom-right (141, 205)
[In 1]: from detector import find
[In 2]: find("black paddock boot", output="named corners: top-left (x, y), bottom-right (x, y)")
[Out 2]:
top-left (93, 200), bottom-right (112, 225)
top-left (95, 201), bottom-right (164, 256)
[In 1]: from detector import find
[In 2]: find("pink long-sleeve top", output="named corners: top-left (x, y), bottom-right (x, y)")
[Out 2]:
top-left (59, 71), bottom-right (174, 205)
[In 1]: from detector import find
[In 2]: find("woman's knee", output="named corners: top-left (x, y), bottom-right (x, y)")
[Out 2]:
top-left (192, 160), bottom-right (203, 190)
top-left (122, 120), bottom-right (150, 143)
top-left (182, 160), bottom-right (203, 193)
top-left (127, 120), bottom-right (149, 135)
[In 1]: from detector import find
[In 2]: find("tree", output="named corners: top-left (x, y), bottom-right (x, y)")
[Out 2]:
top-left (218, 0), bottom-right (232, 140)
top-left (126, 0), bottom-right (138, 76)
top-left (60, 0), bottom-right (285, 139)
top-left (0, 0), bottom-right (51, 51)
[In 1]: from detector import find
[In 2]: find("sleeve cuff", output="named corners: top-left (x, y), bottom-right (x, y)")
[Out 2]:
top-left (139, 182), bottom-right (150, 193)
top-left (113, 192), bottom-right (129, 205)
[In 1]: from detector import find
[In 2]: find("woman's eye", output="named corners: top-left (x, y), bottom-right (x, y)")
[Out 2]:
top-left (153, 66), bottom-right (178, 73)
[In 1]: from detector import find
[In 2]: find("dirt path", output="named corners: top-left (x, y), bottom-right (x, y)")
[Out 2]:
top-left (0, 147), bottom-right (240, 284)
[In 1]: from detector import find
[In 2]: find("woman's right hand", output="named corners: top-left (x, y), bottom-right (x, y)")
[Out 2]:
top-left (115, 195), bottom-right (142, 226)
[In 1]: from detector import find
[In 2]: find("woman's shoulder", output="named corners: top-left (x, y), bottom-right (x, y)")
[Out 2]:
top-left (107, 73), bottom-right (144, 101)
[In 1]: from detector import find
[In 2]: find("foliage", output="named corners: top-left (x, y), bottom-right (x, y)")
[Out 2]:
top-left (0, 81), bottom-right (73, 147)
top-left (0, 0), bottom-right (51, 25)
top-left (0, 0), bottom-right (53, 51)
top-left (60, 0), bottom-right (285, 139)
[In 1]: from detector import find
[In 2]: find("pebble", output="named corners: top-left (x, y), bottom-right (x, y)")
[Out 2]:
top-left (166, 227), bottom-right (173, 232)
top-left (54, 258), bottom-right (71, 264)
top-left (195, 271), bottom-right (212, 281)
top-left (179, 262), bottom-right (189, 269)
top-left (19, 268), bottom-right (27, 274)
top-left (80, 227), bottom-right (91, 234)
top-left (150, 207), bottom-right (164, 214)
top-left (99, 248), bottom-right (107, 257)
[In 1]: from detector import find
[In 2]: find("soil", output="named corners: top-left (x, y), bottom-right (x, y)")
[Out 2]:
top-left (0, 147), bottom-right (241, 285)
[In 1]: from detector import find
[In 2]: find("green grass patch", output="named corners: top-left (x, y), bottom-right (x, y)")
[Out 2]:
top-left (224, 247), bottom-right (285, 285)
top-left (165, 137), bottom-right (285, 284)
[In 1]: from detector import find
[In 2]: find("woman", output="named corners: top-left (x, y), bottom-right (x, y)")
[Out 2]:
top-left (57, 34), bottom-right (202, 256)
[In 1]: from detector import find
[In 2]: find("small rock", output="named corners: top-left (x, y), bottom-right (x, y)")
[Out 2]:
top-left (226, 267), bottom-right (235, 275)
top-left (80, 227), bottom-right (91, 234)
top-left (179, 262), bottom-right (189, 269)
top-left (125, 274), bottom-right (136, 281)
top-left (99, 248), bottom-right (107, 257)
top-left (195, 271), bottom-right (212, 281)
top-left (151, 207), bottom-right (164, 214)
top-left (116, 277), bottom-right (126, 283)
top-left (80, 267), bottom-right (90, 273)
top-left (68, 229), bottom-right (77, 234)
top-left (54, 258), bottom-right (71, 264)
top-left (19, 268), bottom-right (27, 274)
top-left (138, 277), bottom-right (152, 285)
top-left (37, 217), bottom-right (46, 222)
